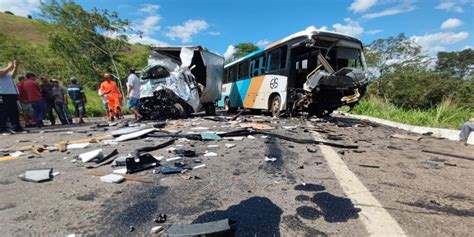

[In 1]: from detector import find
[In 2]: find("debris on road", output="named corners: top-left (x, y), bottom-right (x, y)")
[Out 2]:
top-left (79, 149), bottom-right (103, 162)
top-left (225, 143), bottom-right (236, 149)
top-left (203, 151), bottom-right (218, 157)
top-left (264, 156), bottom-right (277, 162)
top-left (150, 226), bottom-right (164, 234)
top-left (201, 132), bottom-right (222, 141)
top-left (100, 174), bottom-right (125, 183)
top-left (167, 219), bottom-right (236, 237)
top-left (358, 164), bottom-right (380, 168)
top-left (390, 133), bottom-right (422, 141)
top-left (19, 168), bottom-right (54, 183)
top-left (160, 167), bottom-right (184, 174)
top-left (421, 149), bottom-right (474, 161)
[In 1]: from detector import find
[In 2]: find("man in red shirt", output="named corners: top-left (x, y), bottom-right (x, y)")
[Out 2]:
top-left (23, 72), bottom-right (47, 127)
top-left (16, 75), bottom-right (34, 127)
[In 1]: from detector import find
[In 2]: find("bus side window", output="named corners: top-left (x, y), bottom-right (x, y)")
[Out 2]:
top-left (238, 61), bottom-right (249, 79)
top-left (229, 66), bottom-right (237, 82)
top-left (267, 45), bottom-right (288, 72)
top-left (251, 55), bottom-right (265, 77)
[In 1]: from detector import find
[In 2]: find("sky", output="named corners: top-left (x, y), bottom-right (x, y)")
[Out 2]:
top-left (1, 0), bottom-right (473, 58)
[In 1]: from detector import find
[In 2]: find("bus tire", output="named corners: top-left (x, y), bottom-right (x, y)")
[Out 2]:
top-left (224, 97), bottom-right (237, 113)
top-left (269, 94), bottom-right (281, 118)
top-left (205, 103), bottom-right (216, 116)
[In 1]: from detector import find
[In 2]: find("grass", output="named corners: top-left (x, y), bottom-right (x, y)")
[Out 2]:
top-left (0, 13), bottom-right (50, 45)
top-left (345, 96), bottom-right (473, 129)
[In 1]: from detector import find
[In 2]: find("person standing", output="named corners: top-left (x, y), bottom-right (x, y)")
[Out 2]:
top-left (23, 72), bottom-right (47, 127)
top-left (52, 80), bottom-right (73, 125)
top-left (40, 75), bottom-right (57, 125)
top-left (16, 75), bottom-right (35, 127)
top-left (126, 68), bottom-right (142, 121)
top-left (67, 77), bottom-right (86, 124)
top-left (0, 60), bottom-right (24, 133)
top-left (459, 118), bottom-right (474, 145)
top-left (99, 73), bottom-right (122, 121)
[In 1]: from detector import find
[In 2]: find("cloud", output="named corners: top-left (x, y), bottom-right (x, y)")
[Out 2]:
top-left (366, 29), bottom-right (383, 35)
top-left (332, 18), bottom-right (364, 37)
top-left (165, 19), bottom-right (209, 43)
top-left (363, 5), bottom-right (415, 19)
top-left (256, 40), bottom-right (271, 48)
top-left (209, 31), bottom-right (221, 36)
top-left (440, 18), bottom-right (463, 30)
top-left (463, 45), bottom-right (473, 50)
top-left (127, 34), bottom-right (168, 46)
top-left (223, 45), bottom-right (235, 60)
top-left (0, 0), bottom-right (40, 17)
top-left (138, 4), bottom-right (160, 15)
top-left (410, 31), bottom-right (469, 54)
top-left (435, 1), bottom-right (463, 13)
top-left (349, 0), bottom-right (378, 13)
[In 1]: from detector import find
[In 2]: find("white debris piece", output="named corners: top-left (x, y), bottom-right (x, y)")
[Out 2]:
top-left (264, 156), bottom-right (277, 162)
top-left (47, 146), bottom-right (59, 152)
top-left (247, 135), bottom-right (256, 140)
top-left (260, 135), bottom-right (268, 139)
top-left (283, 125), bottom-right (298, 130)
top-left (166, 157), bottom-right (182, 162)
top-left (113, 168), bottom-right (127, 174)
top-left (100, 140), bottom-right (119, 146)
top-left (223, 136), bottom-right (244, 141)
top-left (203, 151), bottom-right (218, 157)
top-left (9, 151), bottom-right (24, 157)
top-left (52, 171), bottom-right (61, 177)
top-left (207, 145), bottom-right (219, 148)
top-left (178, 138), bottom-right (190, 142)
top-left (166, 147), bottom-right (177, 152)
top-left (100, 174), bottom-right (124, 183)
top-left (150, 226), bottom-right (164, 234)
top-left (67, 143), bottom-right (90, 149)
top-left (193, 164), bottom-right (206, 169)
top-left (115, 128), bottom-right (156, 142)
top-left (79, 149), bottom-right (103, 162)
top-left (225, 143), bottom-right (236, 149)
top-left (153, 155), bottom-right (164, 161)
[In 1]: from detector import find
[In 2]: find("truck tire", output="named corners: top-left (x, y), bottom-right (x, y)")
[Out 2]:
top-left (174, 103), bottom-right (187, 119)
top-left (205, 103), bottom-right (216, 116)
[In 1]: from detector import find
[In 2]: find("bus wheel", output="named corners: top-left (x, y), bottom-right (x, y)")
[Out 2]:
top-left (270, 95), bottom-right (281, 118)
top-left (205, 103), bottom-right (216, 116)
top-left (224, 98), bottom-right (237, 113)
top-left (174, 103), bottom-right (187, 119)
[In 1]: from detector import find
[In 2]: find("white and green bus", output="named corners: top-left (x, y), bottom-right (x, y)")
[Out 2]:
top-left (217, 28), bottom-right (369, 117)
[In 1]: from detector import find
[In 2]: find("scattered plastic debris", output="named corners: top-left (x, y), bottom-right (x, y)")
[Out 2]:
top-left (203, 151), bottom-right (218, 157)
top-left (100, 174), bottom-right (125, 183)
top-left (225, 143), bottom-right (236, 149)
top-left (264, 157), bottom-right (277, 162)
top-left (79, 149), bottom-right (103, 163)
top-left (19, 168), bottom-right (53, 183)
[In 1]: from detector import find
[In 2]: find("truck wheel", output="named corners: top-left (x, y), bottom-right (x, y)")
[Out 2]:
top-left (270, 95), bottom-right (281, 118)
top-left (174, 103), bottom-right (187, 119)
top-left (205, 103), bottom-right (216, 116)
top-left (224, 98), bottom-right (237, 113)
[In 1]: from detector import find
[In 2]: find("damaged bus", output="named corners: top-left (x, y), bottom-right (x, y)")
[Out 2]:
top-left (139, 46), bottom-right (224, 119)
top-left (218, 28), bottom-right (369, 117)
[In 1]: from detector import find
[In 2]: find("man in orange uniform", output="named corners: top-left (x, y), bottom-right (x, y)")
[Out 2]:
top-left (99, 73), bottom-right (122, 121)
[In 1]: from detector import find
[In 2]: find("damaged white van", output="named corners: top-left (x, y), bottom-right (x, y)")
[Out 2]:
top-left (139, 46), bottom-right (224, 119)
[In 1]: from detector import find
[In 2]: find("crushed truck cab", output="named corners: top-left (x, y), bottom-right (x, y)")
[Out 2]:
top-left (139, 46), bottom-right (224, 120)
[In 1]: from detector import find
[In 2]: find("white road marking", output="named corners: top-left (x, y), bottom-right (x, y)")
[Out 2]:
top-left (308, 122), bottom-right (406, 236)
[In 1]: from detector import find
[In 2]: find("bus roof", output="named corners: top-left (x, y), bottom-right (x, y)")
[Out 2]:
top-left (225, 27), bottom-right (363, 68)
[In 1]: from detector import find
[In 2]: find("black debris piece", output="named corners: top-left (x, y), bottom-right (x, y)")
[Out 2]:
top-left (167, 219), bottom-right (236, 237)
top-left (125, 153), bottom-right (159, 174)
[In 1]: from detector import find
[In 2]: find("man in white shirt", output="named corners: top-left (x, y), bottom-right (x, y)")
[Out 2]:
top-left (126, 68), bottom-right (142, 121)
top-left (0, 60), bottom-right (23, 133)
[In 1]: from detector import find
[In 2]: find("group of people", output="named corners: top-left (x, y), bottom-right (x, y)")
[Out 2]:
top-left (0, 60), bottom-right (142, 133)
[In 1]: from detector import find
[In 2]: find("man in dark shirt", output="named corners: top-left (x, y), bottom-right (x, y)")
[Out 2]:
top-left (67, 77), bottom-right (87, 124)
top-left (40, 75), bottom-right (57, 125)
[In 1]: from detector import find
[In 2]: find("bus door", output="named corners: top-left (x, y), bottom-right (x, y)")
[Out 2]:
top-left (289, 48), bottom-right (319, 89)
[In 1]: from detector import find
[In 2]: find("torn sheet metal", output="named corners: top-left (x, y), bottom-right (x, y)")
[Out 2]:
top-left (139, 46), bottom-right (224, 120)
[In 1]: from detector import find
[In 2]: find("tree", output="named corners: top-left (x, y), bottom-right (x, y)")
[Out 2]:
top-left (436, 49), bottom-right (474, 79)
top-left (232, 43), bottom-right (259, 60)
top-left (365, 33), bottom-right (430, 78)
top-left (40, 0), bottom-right (134, 98)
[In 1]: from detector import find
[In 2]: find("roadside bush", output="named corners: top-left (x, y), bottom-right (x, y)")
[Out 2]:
top-left (369, 71), bottom-right (474, 110)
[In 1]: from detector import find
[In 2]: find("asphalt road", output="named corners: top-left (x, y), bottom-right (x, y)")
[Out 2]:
top-left (0, 113), bottom-right (473, 236)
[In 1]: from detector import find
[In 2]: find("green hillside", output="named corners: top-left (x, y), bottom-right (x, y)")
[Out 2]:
top-left (0, 12), bottom-right (149, 62)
